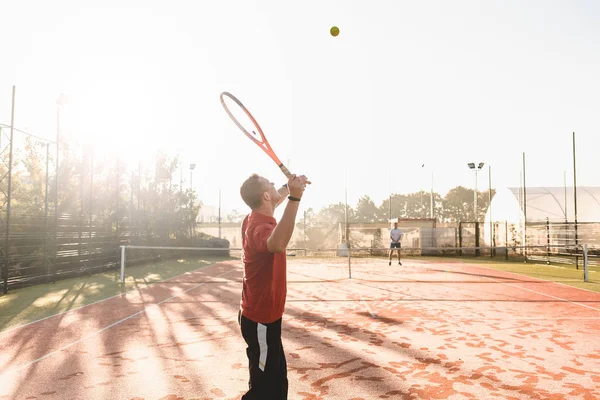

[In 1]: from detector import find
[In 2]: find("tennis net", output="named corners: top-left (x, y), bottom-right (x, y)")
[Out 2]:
top-left (118, 244), bottom-right (597, 286)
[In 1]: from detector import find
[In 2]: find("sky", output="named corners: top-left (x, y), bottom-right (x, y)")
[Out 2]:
top-left (1, 0), bottom-right (599, 220)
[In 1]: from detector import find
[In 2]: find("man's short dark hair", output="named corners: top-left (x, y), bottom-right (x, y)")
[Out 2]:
top-left (240, 174), bottom-right (267, 210)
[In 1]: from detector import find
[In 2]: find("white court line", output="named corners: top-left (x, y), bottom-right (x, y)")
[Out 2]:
top-left (360, 294), bottom-right (377, 318)
top-left (347, 282), bottom-right (378, 318)
top-left (0, 261), bottom-right (240, 336)
top-left (432, 263), bottom-right (600, 313)
top-left (350, 263), bottom-right (600, 313)
top-left (0, 268), bottom-right (237, 377)
top-left (425, 262), bottom-right (600, 313)
top-left (410, 260), bottom-right (600, 311)
top-left (489, 279), bottom-right (600, 312)
top-left (471, 262), bottom-right (600, 295)
top-left (289, 315), bottom-right (600, 322)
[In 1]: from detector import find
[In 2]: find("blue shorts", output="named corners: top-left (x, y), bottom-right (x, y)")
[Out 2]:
top-left (390, 242), bottom-right (401, 249)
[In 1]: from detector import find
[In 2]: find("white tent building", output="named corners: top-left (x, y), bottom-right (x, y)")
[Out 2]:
top-left (483, 187), bottom-right (600, 248)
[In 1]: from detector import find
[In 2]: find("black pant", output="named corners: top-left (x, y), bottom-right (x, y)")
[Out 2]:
top-left (239, 310), bottom-right (288, 400)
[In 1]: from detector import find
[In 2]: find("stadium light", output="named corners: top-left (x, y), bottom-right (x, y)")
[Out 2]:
top-left (468, 162), bottom-right (484, 221)
top-left (422, 164), bottom-right (434, 220)
top-left (189, 163), bottom-right (196, 190)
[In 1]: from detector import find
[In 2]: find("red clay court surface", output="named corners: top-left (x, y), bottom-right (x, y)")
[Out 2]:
top-left (1, 258), bottom-right (600, 399)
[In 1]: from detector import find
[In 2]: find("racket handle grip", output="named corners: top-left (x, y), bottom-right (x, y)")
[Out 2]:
top-left (279, 164), bottom-right (292, 178)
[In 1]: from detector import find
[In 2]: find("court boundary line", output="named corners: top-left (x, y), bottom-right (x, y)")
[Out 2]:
top-left (413, 258), bottom-right (600, 294)
top-left (483, 278), bottom-right (600, 312)
top-left (350, 259), bottom-right (600, 296)
top-left (0, 261), bottom-right (239, 336)
top-left (1, 267), bottom-right (238, 377)
top-left (344, 261), bottom-right (600, 312)
top-left (434, 261), bottom-right (600, 311)
top-left (422, 261), bottom-right (600, 312)
top-left (287, 315), bottom-right (600, 322)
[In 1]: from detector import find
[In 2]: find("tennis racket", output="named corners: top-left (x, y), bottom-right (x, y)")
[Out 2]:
top-left (220, 91), bottom-right (292, 179)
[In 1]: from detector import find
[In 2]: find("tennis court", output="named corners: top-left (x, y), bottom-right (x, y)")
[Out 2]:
top-left (1, 249), bottom-right (600, 400)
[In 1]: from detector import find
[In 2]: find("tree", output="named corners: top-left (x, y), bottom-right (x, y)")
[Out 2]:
top-left (14, 138), bottom-right (45, 214)
top-left (379, 194), bottom-right (408, 220)
top-left (476, 189), bottom-right (496, 222)
top-left (226, 209), bottom-right (246, 223)
top-left (354, 195), bottom-right (382, 223)
top-left (441, 187), bottom-right (496, 223)
top-left (291, 204), bottom-right (357, 249)
top-left (441, 186), bottom-right (474, 222)
top-left (404, 191), bottom-right (430, 219)
top-left (316, 202), bottom-right (354, 225)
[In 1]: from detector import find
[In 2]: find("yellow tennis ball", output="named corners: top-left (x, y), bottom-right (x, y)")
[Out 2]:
top-left (330, 26), bottom-right (340, 37)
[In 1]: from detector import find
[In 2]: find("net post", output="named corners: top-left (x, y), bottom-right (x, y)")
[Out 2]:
top-left (546, 217), bottom-right (551, 264)
top-left (505, 220), bottom-right (509, 260)
top-left (458, 222), bottom-right (463, 256)
top-left (120, 245), bottom-right (126, 283)
top-left (347, 243), bottom-right (351, 279)
top-left (475, 222), bottom-right (480, 256)
top-left (583, 243), bottom-right (589, 282)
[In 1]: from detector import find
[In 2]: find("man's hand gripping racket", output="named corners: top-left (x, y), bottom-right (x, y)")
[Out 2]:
top-left (220, 91), bottom-right (311, 188)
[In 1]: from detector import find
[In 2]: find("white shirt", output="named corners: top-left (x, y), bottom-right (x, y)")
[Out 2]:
top-left (390, 228), bottom-right (403, 242)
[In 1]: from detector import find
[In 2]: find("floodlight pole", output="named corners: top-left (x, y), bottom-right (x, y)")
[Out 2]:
top-left (189, 163), bottom-right (196, 190)
top-left (573, 132), bottom-right (579, 268)
top-left (44, 143), bottom-right (50, 279)
top-left (115, 156), bottom-right (120, 236)
top-left (430, 171), bottom-right (434, 220)
top-left (388, 172), bottom-right (391, 222)
top-left (422, 164), bottom-right (434, 220)
top-left (53, 94), bottom-right (66, 284)
top-left (467, 162), bottom-right (484, 221)
top-left (489, 165), bottom-right (493, 257)
top-left (89, 149), bottom-right (94, 251)
top-left (137, 160), bottom-right (141, 237)
top-left (523, 152), bottom-right (527, 260)
top-left (345, 171), bottom-right (351, 279)
top-left (564, 170), bottom-right (567, 221)
top-left (2, 86), bottom-right (15, 294)
top-left (189, 163), bottom-right (196, 238)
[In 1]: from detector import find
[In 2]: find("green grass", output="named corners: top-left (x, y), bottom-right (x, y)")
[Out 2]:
top-left (349, 251), bottom-right (600, 293)
top-left (471, 260), bottom-right (600, 292)
top-left (0, 255), bottom-right (236, 333)
top-left (405, 255), bottom-right (600, 293)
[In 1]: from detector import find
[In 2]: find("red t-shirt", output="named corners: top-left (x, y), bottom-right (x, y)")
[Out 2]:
top-left (240, 211), bottom-right (287, 324)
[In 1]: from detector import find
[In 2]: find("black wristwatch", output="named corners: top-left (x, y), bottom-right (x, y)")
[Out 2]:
top-left (288, 196), bottom-right (301, 202)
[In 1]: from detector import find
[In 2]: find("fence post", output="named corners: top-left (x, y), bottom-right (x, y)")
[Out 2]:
top-left (505, 220), bottom-right (509, 260)
top-left (120, 245), bottom-right (126, 283)
top-left (89, 149), bottom-right (94, 269)
top-left (475, 222), bottom-right (480, 256)
top-left (546, 217), bottom-right (550, 265)
top-left (493, 222), bottom-right (497, 257)
top-left (347, 239), bottom-right (351, 279)
top-left (458, 222), bottom-right (463, 256)
top-left (2, 86), bottom-right (16, 294)
top-left (583, 244), bottom-right (589, 282)
top-left (44, 143), bottom-right (50, 281)
top-left (79, 155), bottom-right (84, 269)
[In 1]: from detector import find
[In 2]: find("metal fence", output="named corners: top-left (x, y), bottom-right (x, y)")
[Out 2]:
top-left (0, 117), bottom-right (213, 293)
top-left (2, 211), bottom-right (228, 292)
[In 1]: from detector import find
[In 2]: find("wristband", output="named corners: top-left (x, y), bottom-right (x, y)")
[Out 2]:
top-left (288, 196), bottom-right (301, 202)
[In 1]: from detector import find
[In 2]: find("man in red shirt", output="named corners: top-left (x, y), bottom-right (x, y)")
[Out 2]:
top-left (238, 173), bottom-right (309, 400)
